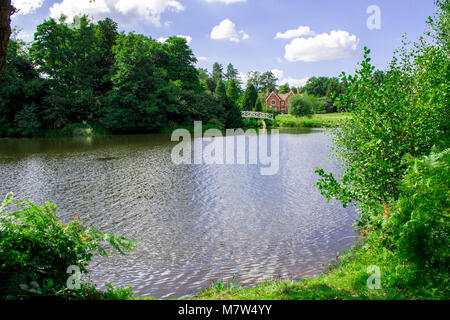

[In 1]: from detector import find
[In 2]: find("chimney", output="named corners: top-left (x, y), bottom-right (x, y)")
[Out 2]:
top-left (266, 88), bottom-right (270, 96)
top-left (297, 87), bottom-right (300, 94)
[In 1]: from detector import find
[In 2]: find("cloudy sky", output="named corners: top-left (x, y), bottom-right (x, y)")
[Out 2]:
top-left (11, 0), bottom-right (437, 87)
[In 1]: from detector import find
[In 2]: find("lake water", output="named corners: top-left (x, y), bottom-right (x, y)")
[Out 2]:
top-left (0, 128), bottom-right (357, 299)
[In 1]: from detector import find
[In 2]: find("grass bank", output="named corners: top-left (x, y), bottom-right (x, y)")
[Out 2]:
top-left (274, 113), bottom-right (351, 128)
top-left (192, 230), bottom-right (447, 300)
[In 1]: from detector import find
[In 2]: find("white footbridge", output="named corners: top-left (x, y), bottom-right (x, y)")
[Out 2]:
top-left (241, 111), bottom-right (274, 120)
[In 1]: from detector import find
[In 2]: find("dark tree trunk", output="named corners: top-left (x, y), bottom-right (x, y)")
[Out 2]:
top-left (0, 0), bottom-right (16, 79)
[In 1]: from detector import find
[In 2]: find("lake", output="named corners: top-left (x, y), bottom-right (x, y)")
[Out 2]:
top-left (0, 128), bottom-right (357, 299)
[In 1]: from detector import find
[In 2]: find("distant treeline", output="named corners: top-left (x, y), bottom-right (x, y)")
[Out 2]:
top-left (0, 16), bottom-right (244, 138)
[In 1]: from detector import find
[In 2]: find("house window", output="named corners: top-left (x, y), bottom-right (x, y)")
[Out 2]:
top-left (281, 101), bottom-right (285, 106)
top-left (271, 100), bottom-right (276, 106)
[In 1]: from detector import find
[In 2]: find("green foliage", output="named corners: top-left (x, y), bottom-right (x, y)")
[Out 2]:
top-left (314, 97), bottom-right (336, 113)
top-left (289, 95), bottom-right (314, 118)
top-left (254, 98), bottom-right (262, 112)
top-left (163, 36), bottom-right (201, 92)
top-left (1, 16), bottom-right (235, 137)
top-left (0, 194), bottom-right (138, 299)
top-left (0, 39), bottom-right (46, 137)
top-left (383, 149), bottom-right (449, 287)
top-left (214, 79), bottom-right (227, 100)
top-left (247, 71), bottom-right (277, 92)
top-left (211, 62), bottom-right (223, 87)
top-left (241, 83), bottom-right (258, 111)
top-left (14, 104), bottom-right (41, 137)
top-left (314, 3), bottom-right (449, 297)
top-left (226, 79), bottom-right (240, 103)
top-left (225, 63), bottom-right (238, 82)
top-left (316, 42), bottom-right (448, 208)
top-left (278, 83), bottom-right (290, 94)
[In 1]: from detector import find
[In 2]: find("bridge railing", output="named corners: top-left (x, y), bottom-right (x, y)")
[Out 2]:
top-left (241, 111), bottom-right (274, 120)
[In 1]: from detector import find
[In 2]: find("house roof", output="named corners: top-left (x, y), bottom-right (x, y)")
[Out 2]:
top-left (266, 90), bottom-right (293, 102)
top-left (278, 93), bottom-right (292, 101)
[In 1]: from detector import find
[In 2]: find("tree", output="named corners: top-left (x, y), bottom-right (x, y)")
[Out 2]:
top-left (214, 79), bottom-right (227, 101)
top-left (94, 18), bottom-right (119, 96)
top-left (303, 77), bottom-right (330, 97)
top-left (241, 83), bottom-right (258, 111)
top-left (30, 16), bottom-right (100, 127)
top-left (325, 77), bottom-right (340, 97)
top-left (259, 71), bottom-right (278, 92)
top-left (225, 63), bottom-right (238, 82)
top-left (247, 71), bottom-right (278, 92)
top-left (0, 39), bottom-right (46, 136)
top-left (289, 95), bottom-right (314, 118)
top-left (212, 62), bottom-right (223, 85)
top-left (226, 79), bottom-right (240, 102)
top-left (254, 98), bottom-right (262, 112)
top-left (0, 0), bottom-right (16, 79)
top-left (278, 83), bottom-right (290, 94)
top-left (103, 32), bottom-right (170, 133)
top-left (163, 36), bottom-right (200, 92)
top-left (316, 41), bottom-right (448, 210)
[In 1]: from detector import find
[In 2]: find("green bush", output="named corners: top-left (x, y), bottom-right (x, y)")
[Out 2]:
top-left (0, 194), bottom-right (138, 299)
top-left (384, 149), bottom-right (449, 286)
top-left (289, 95), bottom-right (314, 118)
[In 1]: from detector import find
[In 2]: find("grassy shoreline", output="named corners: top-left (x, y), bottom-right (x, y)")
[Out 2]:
top-left (189, 242), bottom-right (440, 300)
top-left (273, 113), bottom-right (351, 128)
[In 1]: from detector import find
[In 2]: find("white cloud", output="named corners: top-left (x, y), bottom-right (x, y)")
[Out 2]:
top-left (210, 19), bottom-right (249, 42)
top-left (204, 0), bottom-right (247, 3)
top-left (49, 0), bottom-right (184, 26)
top-left (272, 69), bottom-right (309, 88)
top-left (285, 30), bottom-right (358, 62)
top-left (114, 0), bottom-right (184, 26)
top-left (158, 35), bottom-right (192, 44)
top-left (237, 72), bottom-right (249, 86)
top-left (50, 0), bottom-right (111, 20)
top-left (197, 56), bottom-right (208, 61)
top-left (13, 0), bottom-right (44, 15)
top-left (275, 26), bottom-right (315, 39)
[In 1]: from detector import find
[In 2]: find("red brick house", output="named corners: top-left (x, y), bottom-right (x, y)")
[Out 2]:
top-left (265, 88), bottom-right (298, 114)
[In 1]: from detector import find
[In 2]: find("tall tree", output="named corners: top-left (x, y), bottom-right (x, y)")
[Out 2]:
top-left (94, 18), bottom-right (119, 95)
top-left (303, 77), bottom-right (330, 97)
top-left (163, 36), bottom-right (200, 92)
top-left (226, 79), bottom-right (240, 102)
top-left (212, 62), bottom-right (223, 84)
top-left (214, 79), bottom-right (227, 101)
top-left (247, 71), bottom-right (277, 92)
top-left (104, 32), bottom-right (170, 133)
top-left (254, 98), bottom-right (262, 112)
top-left (30, 16), bottom-right (100, 127)
top-left (0, 0), bottom-right (16, 79)
top-left (241, 83), bottom-right (258, 111)
top-left (259, 71), bottom-right (278, 92)
top-left (0, 39), bottom-right (46, 136)
top-left (225, 63), bottom-right (238, 81)
top-left (278, 83), bottom-right (290, 94)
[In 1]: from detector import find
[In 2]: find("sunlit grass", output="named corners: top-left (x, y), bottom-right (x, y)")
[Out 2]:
top-left (274, 113), bottom-right (351, 128)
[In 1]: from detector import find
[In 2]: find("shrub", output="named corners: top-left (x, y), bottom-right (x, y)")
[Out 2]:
top-left (383, 149), bottom-right (449, 286)
top-left (0, 194), bottom-right (138, 299)
top-left (289, 95), bottom-right (314, 118)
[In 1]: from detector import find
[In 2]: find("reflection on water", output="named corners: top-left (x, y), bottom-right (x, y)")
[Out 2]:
top-left (0, 128), bottom-right (357, 299)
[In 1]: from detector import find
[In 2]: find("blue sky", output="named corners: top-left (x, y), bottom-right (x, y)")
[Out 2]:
top-left (11, 0), bottom-right (438, 87)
